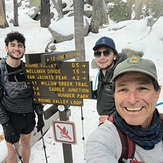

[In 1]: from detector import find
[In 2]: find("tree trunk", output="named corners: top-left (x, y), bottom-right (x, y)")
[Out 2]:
top-left (90, 0), bottom-right (108, 33)
top-left (135, 0), bottom-right (142, 20)
top-left (101, 0), bottom-right (109, 25)
top-left (89, 0), bottom-right (101, 33)
top-left (0, 0), bottom-right (9, 28)
top-left (127, 0), bottom-right (133, 20)
top-left (13, 0), bottom-right (19, 26)
top-left (3, 0), bottom-right (6, 16)
top-left (51, 0), bottom-right (63, 20)
top-left (40, 0), bottom-right (51, 27)
top-left (73, 0), bottom-right (85, 61)
top-left (57, 0), bottom-right (63, 14)
top-left (86, 0), bottom-right (92, 5)
top-left (155, 0), bottom-right (163, 18)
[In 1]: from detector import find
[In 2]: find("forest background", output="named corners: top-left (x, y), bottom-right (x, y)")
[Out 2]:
top-left (0, 0), bottom-right (163, 163)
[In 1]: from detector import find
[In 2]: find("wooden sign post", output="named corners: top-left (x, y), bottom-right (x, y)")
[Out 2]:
top-left (24, 50), bottom-right (92, 163)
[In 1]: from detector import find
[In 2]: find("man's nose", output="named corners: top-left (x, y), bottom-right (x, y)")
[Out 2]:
top-left (100, 53), bottom-right (105, 58)
top-left (127, 91), bottom-right (139, 104)
top-left (14, 45), bottom-right (20, 50)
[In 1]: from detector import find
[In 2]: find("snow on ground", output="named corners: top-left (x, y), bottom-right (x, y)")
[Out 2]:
top-left (0, 0), bottom-right (163, 162)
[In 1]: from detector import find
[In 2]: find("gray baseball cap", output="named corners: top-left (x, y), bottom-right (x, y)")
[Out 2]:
top-left (111, 56), bottom-right (157, 82)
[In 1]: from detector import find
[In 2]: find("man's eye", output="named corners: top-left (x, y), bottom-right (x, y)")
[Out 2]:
top-left (18, 44), bottom-right (23, 48)
top-left (138, 87), bottom-right (148, 91)
top-left (118, 88), bottom-right (127, 93)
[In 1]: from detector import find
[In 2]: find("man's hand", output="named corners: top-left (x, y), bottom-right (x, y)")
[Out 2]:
top-left (34, 104), bottom-right (45, 132)
top-left (2, 122), bottom-right (20, 144)
top-left (99, 115), bottom-right (109, 125)
top-left (36, 114), bottom-right (45, 132)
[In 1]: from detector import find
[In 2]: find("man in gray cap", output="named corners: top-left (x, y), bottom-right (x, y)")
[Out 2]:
top-left (86, 56), bottom-right (162, 163)
top-left (92, 36), bottom-right (127, 124)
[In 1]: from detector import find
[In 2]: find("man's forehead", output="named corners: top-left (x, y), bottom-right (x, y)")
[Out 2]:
top-left (116, 72), bottom-right (152, 83)
top-left (9, 40), bottom-right (23, 44)
top-left (96, 46), bottom-right (112, 50)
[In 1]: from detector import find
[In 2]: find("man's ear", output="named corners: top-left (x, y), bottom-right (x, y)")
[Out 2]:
top-left (113, 54), bottom-right (116, 60)
top-left (5, 46), bottom-right (9, 53)
top-left (156, 87), bottom-right (161, 101)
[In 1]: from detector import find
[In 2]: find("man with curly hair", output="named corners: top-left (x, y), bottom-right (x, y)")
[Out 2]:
top-left (0, 32), bottom-right (44, 163)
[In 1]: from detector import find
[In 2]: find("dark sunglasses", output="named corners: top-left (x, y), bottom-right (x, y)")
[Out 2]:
top-left (94, 49), bottom-right (112, 58)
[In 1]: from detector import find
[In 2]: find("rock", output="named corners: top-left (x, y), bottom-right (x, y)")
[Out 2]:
top-left (121, 48), bottom-right (144, 57)
top-left (48, 16), bottom-right (89, 43)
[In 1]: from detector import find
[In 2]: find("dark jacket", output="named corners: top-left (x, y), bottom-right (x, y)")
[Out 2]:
top-left (95, 53), bottom-right (127, 115)
top-left (0, 59), bottom-right (43, 124)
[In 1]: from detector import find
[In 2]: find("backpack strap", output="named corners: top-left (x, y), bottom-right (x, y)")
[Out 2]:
top-left (0, 57), bottom-right (25, 85)
top-left (1, 56), bottom-right (8, 85)
top-left (108, 115), bottom-right (135, 163)
top-left (115, 125), bottom-right (135, 163)
top-left (160, 113), bottom-right (163, 142)
top-left (160, 113), bottom-right (163, 119)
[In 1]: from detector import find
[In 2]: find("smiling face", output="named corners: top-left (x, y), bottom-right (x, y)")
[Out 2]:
top-left (94, 47), bottom-right (116, 74)
top-left (5, 40), bottom-right (25, 60)
top-left (114, 72), bottom-right (161, 128)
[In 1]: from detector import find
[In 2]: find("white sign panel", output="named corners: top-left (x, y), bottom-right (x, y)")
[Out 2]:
top-left (53, 120), bottom-right (77, 144)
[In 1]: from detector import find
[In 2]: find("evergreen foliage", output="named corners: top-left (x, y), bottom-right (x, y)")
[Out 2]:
top-left (108, 0), bottom-right (129, 22)
top-left (141, 0), bottom-right (156, 18)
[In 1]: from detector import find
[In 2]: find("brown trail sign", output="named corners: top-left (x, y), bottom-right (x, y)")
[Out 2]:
top-left (25, 62), bottom-right (89, 81)
top-left (29, 80), bottom-right (92, 99)
top-left (41, 50), bottom-right (80, 65)
top-left (24, 50), bottom-right (92, 163)
top-left (25, 50), bottom-right (80, 64)
top-left (24, 53), bottom-right (92, 106)
top-left (33, 97), bottom-right (83, 106)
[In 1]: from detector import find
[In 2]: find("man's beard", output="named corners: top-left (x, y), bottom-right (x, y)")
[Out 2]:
top-left (8, 52), bottom-right (24, 60)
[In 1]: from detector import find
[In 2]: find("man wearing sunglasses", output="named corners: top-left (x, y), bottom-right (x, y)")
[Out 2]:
top-left (93, 36), bottom-right (127, 124)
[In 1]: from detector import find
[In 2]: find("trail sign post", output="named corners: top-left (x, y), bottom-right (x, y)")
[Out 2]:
top-left (25, 61), bottom-right (92, 106)
top-left (41, 50), bottom-right (80, 64)
top-left (25, 50), bottom-right (80, 64)
top-left (57, 106), bottom-right (74, 163)
top-left (24, 50), bottom-right (92, 163)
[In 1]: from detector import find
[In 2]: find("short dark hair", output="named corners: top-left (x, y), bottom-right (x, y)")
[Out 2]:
top-left (4, 31), bottom-right (26, 48)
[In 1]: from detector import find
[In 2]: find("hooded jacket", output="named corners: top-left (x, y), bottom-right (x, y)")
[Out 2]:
top-left (96, 53), bottom-right (127, 115)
